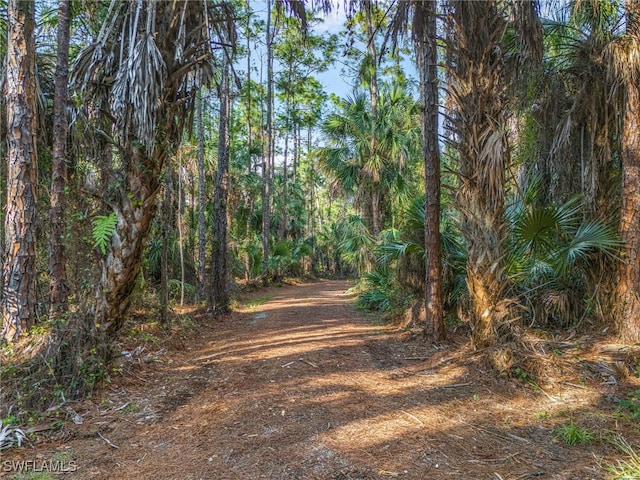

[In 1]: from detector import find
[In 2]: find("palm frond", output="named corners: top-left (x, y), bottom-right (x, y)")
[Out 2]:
top-left (555, 220), bottom-right (621, 272)
top-left (111, 32), bottom-right (166, 152)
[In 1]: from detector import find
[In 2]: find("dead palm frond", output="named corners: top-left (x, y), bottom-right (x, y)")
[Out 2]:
top-left (111, 33), bottom-right (166, 153)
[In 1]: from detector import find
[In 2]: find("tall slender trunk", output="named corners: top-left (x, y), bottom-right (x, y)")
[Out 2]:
top-left (211, 58), bottom-right (232, 313)
top-left (414, 0), bottom-right (445, 341)
top-left (2, 0), bottom-right (38, 342)
top-left (363, 0), bottom-right (378, 118)
top-left (160, 166), bottom-right (173, 324)
top-left (262, 0), bottom-right (274, 270)
top-left (49, 0), bottom-right (71, 317)
top-left (197, 91), bottom-right (207, 300)
top-left (279, 129), bottom-right (289, 240)
top-left (363, 0), bottom-right (380, 235)
top-left (293, 124), bottom-right (299, 183)
top-left (618, 3), bottom-right (640, 341)
top-left (177, 151), bottom-right (185, 306)
top-left (246, 0), bottom-right (253, 175)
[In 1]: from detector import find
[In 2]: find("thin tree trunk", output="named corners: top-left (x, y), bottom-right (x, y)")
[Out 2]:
top-left (262, 0), bottom-right (274, 271)
top-left (197, 91), bottom-right (207, 300)
top-left (49, 0), bottom-right (71, 317)
top-left (363, 0), bottom-right (378, 118)
top-left (211, 58), bottom-right (232, 314)
top-left (618, 2), bottom-right (640, 341)
top-left (177, 151), bottom-right (185, 307)
top-left (293, 124), bottom-right (299, 183)
top-left (2, 0), bottom-right (38, 342)
top-left (160, 167), bottom-right (173, 324)
top-left (279, 129), bottom-right (289, 240)
top-left (414, 0), bottom-right (445, 341)
top-left (364, 0), bottom-right (380, 235)
top-left (246, 0), bottom-right (253, 175)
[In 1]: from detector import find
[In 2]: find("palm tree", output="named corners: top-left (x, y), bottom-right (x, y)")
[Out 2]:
top-left (71, 0), bottom-right (236, 338)
top-left (447, 0), bottom-right (542, 349)
top-left (317, 86), bottom-right (420, 241)
top-left (538, 1), bottom-right (623, 214)
top-left (531, 0), bottom-right (639, 339)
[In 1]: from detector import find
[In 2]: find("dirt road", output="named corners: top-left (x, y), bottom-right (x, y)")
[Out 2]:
top-left (2, 280), bottom-right (616, 479)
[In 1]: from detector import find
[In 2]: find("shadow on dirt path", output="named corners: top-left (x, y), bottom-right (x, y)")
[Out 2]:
top-left (1, 280), bottom-right (620, 479)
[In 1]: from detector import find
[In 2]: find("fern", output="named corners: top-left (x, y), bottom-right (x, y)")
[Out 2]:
top-left (91, 213), bottom-right (118, 254)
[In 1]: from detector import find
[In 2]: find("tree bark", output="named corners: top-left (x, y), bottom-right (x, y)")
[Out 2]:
top-left (262, 0), bottom-right (274, 270)
top-left (49, 0), bottom-right (71, 317)
top-left (618, 2), bottom-right (640, 341)
top-left (450, 0), bottom-right (511, 349)
top-left (211, 59), bottom-right (232, 314)
top-left (93, 146), bottom-right (164, 337)
top-left (414, 0), bottom-right (445, 341)
top-left (2, 0), bottom-right (38, 342)
top-left (160, 166), bottom-right (173, 325)
top-left (197, 92), bottom-right (207, 300)
top-left (364, 0), bottom-right (381, 235)
top-left (177, 150), bottom-right (185, 306)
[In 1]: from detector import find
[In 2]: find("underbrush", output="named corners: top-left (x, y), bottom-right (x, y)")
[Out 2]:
top-left (0, 307), bottom-right (205, 450)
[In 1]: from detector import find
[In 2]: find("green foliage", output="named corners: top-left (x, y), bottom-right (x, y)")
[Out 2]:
top-left (244, 294), bottom-right (272, 310)
top-left (91, 212), bottom-right (118, 255)
top-left (618, 390), bottom-right (640, 419)
top-left (554, 420), bottom-right (594, 446)
top-left (337, 215), bottom-right (376, 274)
top-left (356, 269), bottom-right (394, 312)
top-left (167, 279), bottom-right (197, 304)
top-left (512, 367), bottom-right (530, 383)
top-left (606, 435), bottom-right (640, 479)
top-left (265, 238), bottom-right (314, 279)
top-left (9, 473), bottom-right (53, 480)
top-left (506, 187), bottom-right (621, 326)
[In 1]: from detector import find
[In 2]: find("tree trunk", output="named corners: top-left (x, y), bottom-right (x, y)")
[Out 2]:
top-left (450, 0), bottom-right (511, 349)
top-left (364, 0), bottom-right (380, 235)
top-left (177, 151), bottom-right (186, 306)
top-left (197, 92), bottom-right (207, 300)
top-left (2, 0), bottom-right (38, 342)
top-left (48, 0), bottom-right (70, 317)
top-left (370, 188), bottom-right (382, 236)
top-left (93, 146), bottom-right (164, 337)
top-left (279, 129), bottom-right (289, 240)
top-left (262, 0), bottom-right (274, 270)
top-left (211, 59), bottom-right (232, 314)
top-left (246, 0), bottom-right (253, 176)
top-left (293, 124), bottom-right (299, 183)
top-left (618, 2), bottom-right (640, 341)
top-left (414, 0), bottom-right (445, 341)
top-left (160, 166), bottom-right (173, 325)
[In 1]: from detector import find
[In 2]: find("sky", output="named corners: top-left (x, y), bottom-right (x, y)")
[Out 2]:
top-left (249, 1), bottom-right (417, 102)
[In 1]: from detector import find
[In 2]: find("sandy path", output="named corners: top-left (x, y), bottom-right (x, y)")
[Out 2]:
top-left (2, 280), bottom-right (610, 479)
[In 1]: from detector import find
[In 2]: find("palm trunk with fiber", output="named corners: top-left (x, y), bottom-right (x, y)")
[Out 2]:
top-left (449, 0), bottom-right (511, 349)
